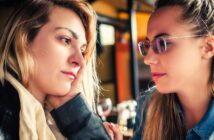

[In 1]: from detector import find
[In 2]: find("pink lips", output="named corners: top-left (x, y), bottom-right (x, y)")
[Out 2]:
top-left (151, 72), bottom-right (166, 81)
top-left (61, 71), bottom-right (76, 80)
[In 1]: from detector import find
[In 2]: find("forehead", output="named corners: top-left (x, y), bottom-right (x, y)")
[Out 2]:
top-left (47, 6), bottom-right (86, 42)
top-left (147, 6), bottom-right (194, 39)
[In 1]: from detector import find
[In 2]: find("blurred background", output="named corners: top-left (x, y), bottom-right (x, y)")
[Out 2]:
top-left (0, 0), bottom-right (155, 138)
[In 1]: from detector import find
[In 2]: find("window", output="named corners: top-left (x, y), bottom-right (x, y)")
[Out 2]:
top-left (99, 24), bottom-right (115, 46)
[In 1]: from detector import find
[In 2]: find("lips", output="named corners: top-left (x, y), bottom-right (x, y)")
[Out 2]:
top-left (61, 71), bottom-right (76, 80)
top-left (151, 72), bottom-right (166, 81)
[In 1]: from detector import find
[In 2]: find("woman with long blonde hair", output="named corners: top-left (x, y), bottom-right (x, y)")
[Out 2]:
top-left (0, 0), bottom-right (113, 139)
top-left (133, 0), bottom-right (214, 140)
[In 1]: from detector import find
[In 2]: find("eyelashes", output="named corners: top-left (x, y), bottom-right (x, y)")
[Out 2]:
top-left (59, 36), bottom-right (72, 45)
top-left (58, 36), bottom-right (86, 57)
top-left (81, 52), bottom-right (86, 57)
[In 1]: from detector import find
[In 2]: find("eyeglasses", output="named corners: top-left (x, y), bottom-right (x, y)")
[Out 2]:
top-left (138, 35), bottom-right (207, 56)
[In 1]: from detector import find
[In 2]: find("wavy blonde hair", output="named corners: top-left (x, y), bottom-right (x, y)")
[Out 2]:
top-left (142, 0), bottom-right (214, 140)
top-left (0, 0), bottom-right (99, 110)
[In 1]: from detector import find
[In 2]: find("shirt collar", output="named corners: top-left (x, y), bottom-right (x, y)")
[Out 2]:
top-left (177, 98), bottom-right (214, 139)
top-left (192, 98), bottom-right (214, 139)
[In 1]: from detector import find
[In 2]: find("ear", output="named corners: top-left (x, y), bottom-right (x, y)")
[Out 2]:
top-left (201, 35), bottom-right (214, 59)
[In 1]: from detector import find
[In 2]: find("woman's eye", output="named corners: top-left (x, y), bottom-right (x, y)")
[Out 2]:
top-left (163, 39), bottom-right (172, 46)
top-left (81, 51), bottom-right (86, 57)
top-left (60, 36), bottom-right (71, 45)
top-left (166, 41), bottom-right (172, 46)
top-left (81, 49), bottom-right (86, 57)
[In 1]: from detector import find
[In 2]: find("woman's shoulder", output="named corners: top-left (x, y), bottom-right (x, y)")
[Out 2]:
top-left (0, 80), bottom-right (20, 139)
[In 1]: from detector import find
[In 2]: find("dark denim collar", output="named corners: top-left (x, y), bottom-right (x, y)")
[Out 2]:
top-left (177, 98), bottom-right (214, 139)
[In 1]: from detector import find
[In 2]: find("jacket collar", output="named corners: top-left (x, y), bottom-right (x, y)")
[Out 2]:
top-left (191, 98), bottom-right (214, 139)
top-left (177, 98), bottom-right (214, 139)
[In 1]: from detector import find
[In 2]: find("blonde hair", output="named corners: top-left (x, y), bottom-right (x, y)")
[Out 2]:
top-left (142, 92), bottom-right (185, 140)
top-left (0, 0), bottom-right (99, 110)
top-left (142, 0), bottom-right (214, 139)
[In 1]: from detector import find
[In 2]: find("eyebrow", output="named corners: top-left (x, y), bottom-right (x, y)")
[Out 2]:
top-left (55, 27), bottom-right (87, 47)
top-left (146, 32), bottom-right (170, 40)
top-left (55, 27), bottom-right (79, 39)
top-left (154, 33), bottom-right (170, 38)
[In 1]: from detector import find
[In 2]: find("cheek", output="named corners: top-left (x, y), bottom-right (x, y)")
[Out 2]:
top-left (33, 50), bottom-right (55, 72)
top-left (165, 43), bottom-right (200, 73)
top-left (30, 34), bottom-right (64, 67)
top-left (31, 50), bottom-right (66, 90)
top-left (166, 56), bottom-right (191, 76)
top-left (164, 52), bottom-right (201, 88)
top-left (31, 53), bottom-right (71, 95)
top-left (31, 41), bottom-right (66, 70)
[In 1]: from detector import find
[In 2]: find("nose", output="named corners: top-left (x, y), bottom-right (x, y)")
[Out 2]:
top-left (144, 48), bottom-right (158, 66)
top-left (68, 47), bottom-right (85, 68)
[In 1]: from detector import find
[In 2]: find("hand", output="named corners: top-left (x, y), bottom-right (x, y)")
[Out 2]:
top-left (46, 63), bottom-right (85, 111)
top-left (103, 122), bottom-right (123, 140)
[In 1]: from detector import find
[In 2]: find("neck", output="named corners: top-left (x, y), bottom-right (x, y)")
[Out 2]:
top-left (27, 83), bottom-right (46, 105)
top-left (177, 85), bottom-right (211, 130)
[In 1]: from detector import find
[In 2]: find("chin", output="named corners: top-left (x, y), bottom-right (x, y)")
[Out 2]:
top-left (155, 80), bottom-right (177, 94)
top-left (156, 85), bottom-right (174, 94)
top-left (52, 87), bottom-right (71, 96)
top-left (55, 92), bottom-right (69, 96)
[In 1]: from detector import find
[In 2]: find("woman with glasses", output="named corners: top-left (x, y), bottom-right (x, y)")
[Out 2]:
top-left (133, 0), bottom-right (214, 140)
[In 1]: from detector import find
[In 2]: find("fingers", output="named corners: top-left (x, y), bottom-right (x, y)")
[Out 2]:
top-left (69, 62), bottom-right (85, 94)
top-left (103, 122), bottom-right (114, 140)
top-left (110, 123), bottom-right (123, 140)
top-left (75, 62), bottom-right (86, 83)
top-left (103, 122), bottom-right (123, 140)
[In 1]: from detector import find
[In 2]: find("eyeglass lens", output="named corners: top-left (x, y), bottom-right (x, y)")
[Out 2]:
top-left (138, 38), bottom-right (167, 56)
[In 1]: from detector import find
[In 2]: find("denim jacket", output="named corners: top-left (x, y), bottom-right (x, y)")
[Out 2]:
top-left (133, 87), bottom-right (214, 140)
